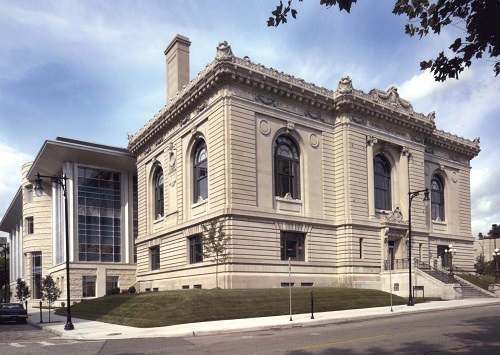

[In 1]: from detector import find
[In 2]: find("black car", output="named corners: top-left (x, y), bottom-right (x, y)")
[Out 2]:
top-left (0, 303), bottom-right (28, 324)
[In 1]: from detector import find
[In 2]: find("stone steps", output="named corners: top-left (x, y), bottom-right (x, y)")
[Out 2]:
top-left (420, 268), bottom-right (494, 299)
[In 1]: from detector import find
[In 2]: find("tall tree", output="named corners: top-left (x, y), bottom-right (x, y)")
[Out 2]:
top-left (202, 218), bottom-right (231, 289)
top-left (268, 0), bottom-right (500, 81)
top-left (487, 223), bottom-right (500, 249)
top-left (41, 275), bottom-right (61, 323)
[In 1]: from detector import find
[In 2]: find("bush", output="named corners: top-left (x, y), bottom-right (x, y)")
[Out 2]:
top-left (128, 286), bottom-right (136, 294)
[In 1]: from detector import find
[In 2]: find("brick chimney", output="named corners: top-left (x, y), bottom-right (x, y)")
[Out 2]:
top-left (164, 34), bottom-right (191, 102)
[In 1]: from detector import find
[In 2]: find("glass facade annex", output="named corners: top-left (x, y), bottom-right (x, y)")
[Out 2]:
top-left (77, 167), bottom-right (122, 262)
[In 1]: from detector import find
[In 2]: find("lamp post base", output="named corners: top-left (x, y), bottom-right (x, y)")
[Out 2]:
top-left (65, 315), bottom-right (74, 330)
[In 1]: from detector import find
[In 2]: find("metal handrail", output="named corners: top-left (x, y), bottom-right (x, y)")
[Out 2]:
top-left (417, 260), bottom-right (455, 283)
top-left (453, 265), bottom-right (491, 291)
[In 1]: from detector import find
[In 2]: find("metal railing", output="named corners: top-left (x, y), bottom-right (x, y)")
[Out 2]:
top-left (418, 260), bottom-right (456, 283)
top-left (383, 258), bottom-right (411, 271)
top-left (453, 265), bottom-right (491, 291)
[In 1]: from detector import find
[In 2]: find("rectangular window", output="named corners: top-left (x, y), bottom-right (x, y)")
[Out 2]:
top-left (189, 235), bottom-right (203, 264)
top-left (281, 232), bottom-right (305, 261)
top-left (26, 185), bottom-right (33, 203)
top-left (32, 252), bottom-right (42, 299)
top-left (359, 238), bottom-right (364, 259)
top-left (151, 246), bottom-right (160, 270)
top-left (82, 276), bottom-right (96, 298)
top-left (77, 167), bottom-right (122, 262)
top-left (106, 276), bottom-right (119, 294)
top-left (26, 217), bottom-right (34, 234)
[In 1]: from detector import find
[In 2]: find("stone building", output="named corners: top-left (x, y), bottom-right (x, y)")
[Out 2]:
top-left (1, 137), bottom-right (137, 304)
top-left (127, 35), bottom-right (481, 297)
top-left (1, 35), bottom-right (484, 302)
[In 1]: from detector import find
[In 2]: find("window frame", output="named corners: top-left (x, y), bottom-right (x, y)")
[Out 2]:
top-left (280, 232), bottom-right (305, 261)
top-left (82, 276), bottom-right (96, 298)
top-left (150, 246), bottom-right (160, 271)
top-left (189, 235), bottom-right (203, 264)
top-left (154, 167), bottom-right (164, 219)
top-left (193, 140), bottom-right (208, 203)
top-left (274, 135), bottom-right (301, 199)
top-left (374, 154), bottom-right (392, 211)
top-left (431, 174), bottom-right (445, 221)
top-left (26, 217), bottom-right (34, 234)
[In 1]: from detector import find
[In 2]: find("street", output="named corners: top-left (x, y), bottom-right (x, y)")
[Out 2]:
top-left (0, 304), bottom-right (498, 354)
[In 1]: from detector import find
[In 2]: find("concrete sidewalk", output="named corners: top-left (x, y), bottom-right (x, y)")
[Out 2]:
top-left (28, 298), bottom-right (500, 340)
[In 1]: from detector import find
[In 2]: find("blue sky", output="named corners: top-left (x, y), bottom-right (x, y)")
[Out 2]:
top-left (1, 0), bottom-right (499, 238)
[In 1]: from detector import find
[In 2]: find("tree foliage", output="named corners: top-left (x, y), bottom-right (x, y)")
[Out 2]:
top-left (41, 274), bottom-right (61, 322)
top-left (487, 223), bottom-right (500, 240)
top-left (268, 0), bottom-right (500, 81)
top-left (202, 218), bottom-right (231, 289)
top-left (15, 278), bottom-right (31, 303)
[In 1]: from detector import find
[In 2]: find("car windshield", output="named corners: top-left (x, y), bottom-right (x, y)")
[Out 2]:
top-left (2, 304), bottom-right (23, 309)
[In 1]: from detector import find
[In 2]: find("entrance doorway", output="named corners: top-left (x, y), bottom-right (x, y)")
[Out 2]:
top-left (437, 245), bottom-right (450, 268)
top-left (388, 241), bottom-right (395, 270)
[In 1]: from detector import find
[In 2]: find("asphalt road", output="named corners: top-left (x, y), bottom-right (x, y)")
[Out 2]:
top-left (0, 304), bottom-right (498, 354)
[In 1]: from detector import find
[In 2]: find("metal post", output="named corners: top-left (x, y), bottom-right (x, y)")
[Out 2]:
top-left (39, 300), bottom-right (43, 323)
top-left (288, 257), bottom-right (292, 321)
top-left (389, 252), bottom-right (393, 312)
top-left (63, 185), bottom-right (74, 330)
top-left (310, 291), bottom-right (314, 319)
top-left (408, 191), bottom-right (414, 306)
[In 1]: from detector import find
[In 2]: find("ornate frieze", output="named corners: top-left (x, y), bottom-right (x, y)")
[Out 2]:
top-left (255, 93), bottom-right (276, 107)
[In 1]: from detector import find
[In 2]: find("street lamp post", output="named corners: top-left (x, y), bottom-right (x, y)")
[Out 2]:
top-left (34, 172), bottom-right (74, 331)
top-left (445, 244), bottom-right (457, 283)
top-left (493, 248), bottom-right (500, 285)
top-left (407, 188), bottom-right (430, 306)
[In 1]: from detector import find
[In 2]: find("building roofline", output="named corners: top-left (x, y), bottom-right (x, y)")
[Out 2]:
top-left (0, 186), bottom-right (22, 233)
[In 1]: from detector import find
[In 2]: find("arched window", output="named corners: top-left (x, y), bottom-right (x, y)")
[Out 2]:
top-left (193, 140), bottom-right (208, 203)
top-left (431, 174), bottom-right (445, 221)
top-left (374, 154), bottom-right (391, 210)
top-left (154, 167), bottom-right (164, 218)
top-left (274, 135), bottom-right (300, 199)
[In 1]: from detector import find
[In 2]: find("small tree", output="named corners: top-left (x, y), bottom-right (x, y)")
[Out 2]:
top-left (202, 218), bottom-right (231, 289)
top-left (475, 253), bottom-right (487, 275)
top-left (41, 275), bottom-right (61, 322)
top-left (16, 278), bottom-right (31, 308)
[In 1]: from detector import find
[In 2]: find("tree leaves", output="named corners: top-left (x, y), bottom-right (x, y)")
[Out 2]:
top-left (269, 0), bottom-right (500, 81)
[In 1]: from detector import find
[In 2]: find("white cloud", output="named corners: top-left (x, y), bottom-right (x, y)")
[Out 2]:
top-left (0, 140), bottom-right (33, 219)
top-left (471, 167), bottom-right (500, 238)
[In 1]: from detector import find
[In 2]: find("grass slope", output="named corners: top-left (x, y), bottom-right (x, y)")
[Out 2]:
top-left (56, 288), bottom-right (436, 328)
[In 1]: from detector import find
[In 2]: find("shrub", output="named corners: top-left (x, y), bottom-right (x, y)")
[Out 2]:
top-left (128, 286), bottom-right (136, 294)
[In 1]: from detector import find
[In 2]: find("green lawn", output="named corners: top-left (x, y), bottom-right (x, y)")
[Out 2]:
top-left (55, 288), bottom-right (437, 328)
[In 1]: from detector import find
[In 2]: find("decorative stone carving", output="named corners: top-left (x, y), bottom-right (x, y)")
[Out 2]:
top-left (411, 135), bottom-right (424, 143)
top-left (255, 93), bottom-right (276, 107)
top-left (309, 133), bottom-right (319, 148)
top-left (336, 76), bottom-right (353, 94)
top-left (400, 146), bottom-right (410, 157)
top-left (370, 86), bottom-right (412, 110)
top-left (384, 207), bottom-right (405, 223)
top-left (216, 41), bottom-right (234, 61)
top-left (196, 101), bottom-right (207, 113)
top-left (427, 111), bottom-right (436, 122)
top-left (424, 164), bottom-right (430, 176)
top-left (366, 135), bottom-right (377, 147)
top-left (191, 126), bottom-right (198, 136)
top-left (425, 146), bottom-right (435, 155)
top-left (452, 172), bottom-right (458, 183)
top-left (167, 143), bottom-right (176, 173)
top-left (259, 120), bottom-right (271, 135)
top-left (351, 115), bottom-right (366, 125)
top-left (305, 110), bottom-right (322, 121)
top-left (286, 121), bottom-right (295, 133)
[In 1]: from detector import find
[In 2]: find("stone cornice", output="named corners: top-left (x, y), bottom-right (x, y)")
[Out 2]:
top-left (128, 41), bottom-right (480, 161)
top-left (426, 129), bottom-right (480, 159)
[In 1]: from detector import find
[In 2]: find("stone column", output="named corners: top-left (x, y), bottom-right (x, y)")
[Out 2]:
top-left (366, 135), bottom-right (377, 217)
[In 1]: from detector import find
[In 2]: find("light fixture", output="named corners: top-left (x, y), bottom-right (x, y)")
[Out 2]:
top-left (407, 187), bottom-right (430, 306)
top-left (33, 172), bottom-right (74, 331)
